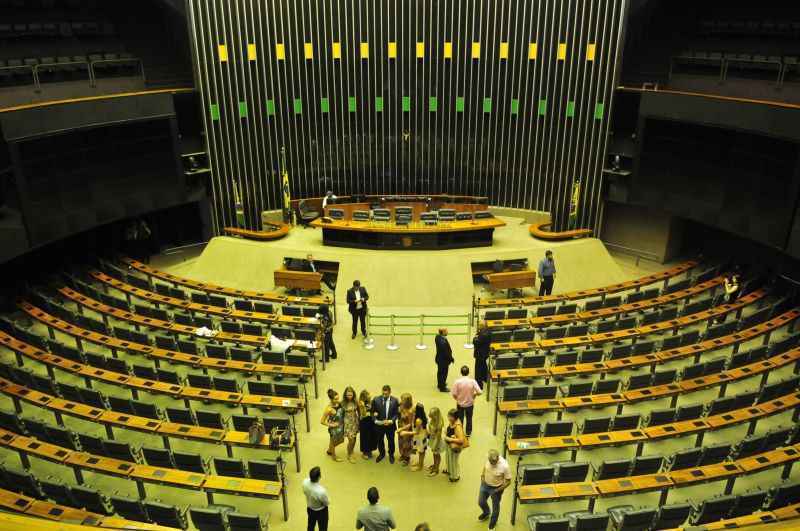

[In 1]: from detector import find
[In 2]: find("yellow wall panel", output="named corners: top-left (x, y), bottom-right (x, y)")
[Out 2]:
top-left (472, 42), bottom-right (481, 59)
top-left (360, 42), bottom-right (369, 59)
top-left (557, 42), bottom-right (566, 60)
top-left (247, 43), bottom-right (257, 61)
top-left (586, 43), bottom-right (596, 61)
top-left (388, 41), bottom-right (397, 58)
top-left (499, 42), bottom-right (509, 59)
top-left (416, 41), bottom-right (425, 58)
top-left (218, 44), bottom-right (228, 62)
top-left (332, 41), bottom-right (341, 59)
top-left (275, 43), bottom-right (285, 60)
top-left (443, 41), bottom-right (452, 59)
top-left (529, 42), bottom-right (537, 60)
top-left (304, 42), bottom-right (313, 59)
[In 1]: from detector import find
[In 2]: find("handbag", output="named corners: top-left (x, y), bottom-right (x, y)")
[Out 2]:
top-left (248, 421), bottom-right (266, 445)
top-left (269, 427), bottom-right (290, 449)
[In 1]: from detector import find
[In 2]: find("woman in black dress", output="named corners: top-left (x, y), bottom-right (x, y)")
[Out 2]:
top-left (318, 304), bottom-right (337, 362)
top-left (358, 389), bottom-right (377, 459)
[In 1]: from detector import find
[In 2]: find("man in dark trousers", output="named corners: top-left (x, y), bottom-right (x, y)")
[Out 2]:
top-left (347, 280), bottom-right (369, 339)
top-left (472, 324), bottom-right (491, 390)
top-left (537, 250), bottom-right (556, 296)
top-left (371, 384), bottom-right (399, 464)
top-left (435, 328), bottom-right (454, 392)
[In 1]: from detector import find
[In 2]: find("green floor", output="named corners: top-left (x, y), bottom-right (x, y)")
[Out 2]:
top-left (1, 219), bottom-right (797, 531)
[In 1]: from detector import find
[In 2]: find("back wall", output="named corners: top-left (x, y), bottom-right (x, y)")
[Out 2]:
top-left (187, 0), bottom-right (627, 232)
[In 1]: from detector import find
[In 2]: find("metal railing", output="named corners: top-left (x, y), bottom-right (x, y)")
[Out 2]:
top-left (603, 241), bottom-right (661, 266)
top-left (3, 57), bottom-right (145, 92)
top-left (367, 312), bottom-right (473, 351)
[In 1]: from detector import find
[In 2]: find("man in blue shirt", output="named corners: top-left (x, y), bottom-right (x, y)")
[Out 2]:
top-left (537, 250), bottom-right (556, 296)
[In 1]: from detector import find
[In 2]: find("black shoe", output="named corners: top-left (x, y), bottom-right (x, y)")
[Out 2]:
top-left (376, 455), bottom-right (385, 463)
top-left (439, 387), bottom-right (450, 393)
top-left (488, 523), bottom-right (496, 530)
top-left (389, 455), bottom-right (395, 464)
top-left (351, 334), bottom-right (356, 339)
top-left (478, 513), bottom-right (490, 522)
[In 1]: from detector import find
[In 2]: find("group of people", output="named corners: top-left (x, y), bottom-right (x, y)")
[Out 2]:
top-left (319, 384), bottom-right (471, 481)
top-left (303, 448), bottom-right (512, 531)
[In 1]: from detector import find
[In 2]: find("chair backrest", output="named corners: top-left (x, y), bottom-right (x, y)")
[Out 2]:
top-left (693, 495), bottom-right (736, 524)
top-left (647, 408), bottom-right (676, 427)
top-left (612, 413), bottom-right (640, 431)
top-left (248, 459), bottom-right (280, 481)
top-left (145, 501), bottom-right (185, 529)
top-left (555, 461), bottom-right (589, 483)
top-left (532, 518), bottom-right (570, 531)
top-left (574, 514), bottom-right (609, 531)
top-left (71, 485), bottom-right (109, 514)
top-left (630, 455), bottom-right (663, 475)
top-left (669, 447), bottom-right (702, 470)
top-left (228, 512), bottom-right (266, 531)
top-left (654, 503), bottom-right (691, 529)
top-left (596, 458), bottom-right (632, 479)
top-left (510, 422), bottom-right (540, 439)
top-left (581, 416), bottom-right (611, 434)
top-left (110, 496), bottom-right (148, 523)
top-left (520, 465), bottom-right (554, 485)
top-left (699, 442), bottom-right (732, 465)
top-left (173, 451), bottom-right (206, 473)
top-left (531, 385), bottom-right (558, 399)
top-left (195, 409), bottom-right (225, 429)
top-left (543, 421), bottom-right (573, 437)
top-left (142, 446), bottom-right (174, 468)
top-left (618, 509), bottom-right (656, 531)
top-left (503, 386), bottom-right (529, 401)
top-left (190, 507), bottom-right (226, 531)
top-left (214, 457), bottom-right (247, 477)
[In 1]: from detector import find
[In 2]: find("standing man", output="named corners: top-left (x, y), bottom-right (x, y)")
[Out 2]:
top-left (302, 466), bottom-right (329, 531)
top-left (472, 324), bottom-right (491, 390)
top-left (371, 385), bottom-right (399, 464)
top-left (451, 366), bottom-right (482, 437)
top-left (356, 487), bottom-right (396, 531)
top-left (347, 280), bottom-right (369, 339)
top-left (538, 250), bottom-right (556, 296)
top-left (435, 328), bottom-right (454, 392)
top-left (477, 450), bottom-right (512, 530)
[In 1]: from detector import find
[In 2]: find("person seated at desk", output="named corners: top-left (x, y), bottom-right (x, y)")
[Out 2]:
top-left (283, 254), bottom-right (336, 291)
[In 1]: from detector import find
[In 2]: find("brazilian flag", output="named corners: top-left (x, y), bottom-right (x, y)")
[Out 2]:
top-left (568, 178), bottom-right (581, 230)
top-left (282, 168), bottom-right (291, 220)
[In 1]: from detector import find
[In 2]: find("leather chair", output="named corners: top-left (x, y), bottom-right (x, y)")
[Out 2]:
top-left (297, 199), bottom-right (320, 226)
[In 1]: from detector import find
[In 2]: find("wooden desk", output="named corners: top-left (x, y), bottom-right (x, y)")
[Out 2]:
top-left (484, 271), bottom-right (536, 290)
top-left (274, 269), bottom-right (322, 291)
top-left (476, 259), bottom-right (699, 309)
top-left (310, 207), bottom-right (506, 250)
top-left (472, 258), bottom-right (529, 277)
top-left (121, 256), bottom-right (331, 307)
top-left (224, 223), bottom-right (290, 241)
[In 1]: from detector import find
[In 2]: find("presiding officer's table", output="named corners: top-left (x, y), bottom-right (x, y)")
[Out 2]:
top-left (306, 195), bottom-right (506, 250)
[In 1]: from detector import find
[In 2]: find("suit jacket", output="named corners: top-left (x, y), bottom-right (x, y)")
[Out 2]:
top-left (302, 260), bottom-right (317, 273)
top-left (347, 286), bottom-right (369, 314)
top-left (371, 395), bottom-right (399, 427)
top-left (473, 331), bottom-right (491, 362)
top-left (435, 334), bottom-right (454, 365)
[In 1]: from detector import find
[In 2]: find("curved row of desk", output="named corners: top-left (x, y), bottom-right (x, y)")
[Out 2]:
top-left (121, 257), bottom-right (331, 307)
top-left (490, 289), bottom-right (766, 354)
top-left (0, 376), bottom-right (301, 472)
top-left (0, 329), bottom-right (311, 432)
top-left (484, 275), bottom-right (725, 331)
top-left (475, 259), bottom-right (700, 309)
top-left (0, 427), bottom-right (289, 521)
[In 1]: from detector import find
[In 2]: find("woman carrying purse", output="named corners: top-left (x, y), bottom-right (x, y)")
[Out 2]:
top-left (443, 408), bottom-right (468, 482)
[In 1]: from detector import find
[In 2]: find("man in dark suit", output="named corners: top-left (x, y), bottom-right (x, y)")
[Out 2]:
top-left (302, 254), bottom-right (335, 291)
top-left (371, 384), bottom-right (399, 463)
top-left (346, 280), bottom-right (369, 339)
top-left (435, 328), bottom-right (454, 392)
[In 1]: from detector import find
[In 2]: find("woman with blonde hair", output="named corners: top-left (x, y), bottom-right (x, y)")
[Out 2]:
top-left (443, 408), bottom-right (467, 481)
top-left (341, 386), bottom-right (360, 463)
top-left (320, 388), bottom-right (344, 461)
top-left (425, 406), bottom-right (445, 476)
top-left (396, 392), bottom-right (415, 466)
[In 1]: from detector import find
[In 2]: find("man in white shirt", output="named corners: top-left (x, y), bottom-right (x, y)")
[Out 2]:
top-left (477, 450), bottom-right (511, 530)
top-left (322, 191), bottom-right (337, 209)
top-left (302, 466), bottom-right (329, 530)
